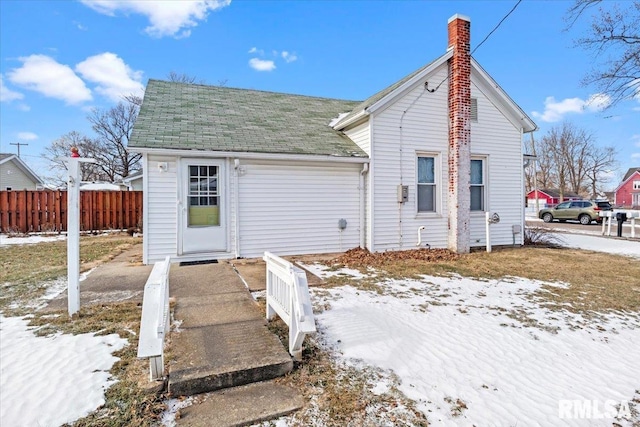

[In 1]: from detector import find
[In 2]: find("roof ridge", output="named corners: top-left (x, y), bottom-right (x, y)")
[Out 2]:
top-left (148, 79), bottom-right (361, 103)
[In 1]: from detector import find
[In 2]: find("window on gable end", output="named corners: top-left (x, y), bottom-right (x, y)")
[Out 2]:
top-left (417, 155), bottom-right (437, 212)
top-left (470, 158), bottom-right (485, 211)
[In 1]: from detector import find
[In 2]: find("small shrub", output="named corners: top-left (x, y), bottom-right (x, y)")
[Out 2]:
top-left (524, 227), bottom-right (564, 247)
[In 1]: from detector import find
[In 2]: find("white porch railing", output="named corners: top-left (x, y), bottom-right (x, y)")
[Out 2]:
top-left (263, 252), bottom-right (316, 360)
top-left (137, 256), bottom-right (171, 381)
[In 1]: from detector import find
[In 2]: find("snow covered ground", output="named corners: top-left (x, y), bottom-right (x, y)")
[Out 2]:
top-left (0, 315), bottom-right (127, 426)
top-left (0, 233), bottom-right (67, 245)
top-left (558, 233), bottom-right (640, 259)
top-left (304, 265), bottom-right (640, 426)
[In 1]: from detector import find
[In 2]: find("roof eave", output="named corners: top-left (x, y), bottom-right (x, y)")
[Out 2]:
top-left (331, 110), bottom-right (369, 131)
top-left (129, 147), bottom-right (370, 163)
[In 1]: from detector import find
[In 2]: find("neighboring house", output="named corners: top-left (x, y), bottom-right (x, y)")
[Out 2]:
top-left (129, 15), bottom-right (537, 264)
top-left (526, 189), bottom-right (582, 208)
top-left (0, 153), bottom-right (44, 190)
top-left (120, 171), bottom-right (143, 191)
top-left (79, 182), bottom-right (122, 191)
top-left (614, 167), bottom-right (640, 208)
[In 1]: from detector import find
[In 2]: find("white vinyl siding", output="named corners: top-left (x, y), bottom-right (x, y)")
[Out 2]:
top-left (343, 121), bottom-right (371, 155)
top-left (370, 66), bottom-right (450, 251)
top-left (237, 161), bottom-right (361, 257)
top-left (145, 155), bottom-right (178, 263)
top-left (469, 71), bottom-right (524, 246)
top-left (0, 162), bottom-right (39, 190)
top-left (369, 65), bottom-right (525, 250)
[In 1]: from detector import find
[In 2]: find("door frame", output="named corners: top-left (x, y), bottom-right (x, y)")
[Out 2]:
top-left (177, 157), bottom-right (230, 256)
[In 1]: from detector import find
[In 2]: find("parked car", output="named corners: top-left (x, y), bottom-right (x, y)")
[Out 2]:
top-left (539, 200), bottom-right (612, 225)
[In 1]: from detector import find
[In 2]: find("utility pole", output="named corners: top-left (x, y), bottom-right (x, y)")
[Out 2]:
top-left (10, 142), bottom-right (28, 157)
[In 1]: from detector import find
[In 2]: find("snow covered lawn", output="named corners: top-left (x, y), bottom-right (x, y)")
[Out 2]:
top-left (305, 266), bottom-right (640, 426)
top-left (0, 315), bottom-right (127, 427)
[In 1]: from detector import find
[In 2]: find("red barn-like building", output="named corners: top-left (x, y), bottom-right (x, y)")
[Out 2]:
top-left (614, 167), bottom-right (640, 208)
top-left (526, 188), bottom-right (581, 208)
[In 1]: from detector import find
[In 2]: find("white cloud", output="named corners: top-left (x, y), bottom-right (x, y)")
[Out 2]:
top-left (80, 0), bottom-right (231, 38)
top-left (584, 93), bottom-right (611, 111)
top-left (631, 153), bottom-right (640, 159)
top-left (17, 132), bottom-right (38, 140)
top-left (531, 93), bottom-right (611, 123)
top-left (75, 52), bottom-right (144, 102)
top-left (248, 58), bottom-right (276, 72)
top-left (0, 75), bottom-right (24, 102)
top-left (74, 21), bottom-right (88, 31)
top-left (281, 51), bottom-right (298, 63)
top-left (632, 134), bottom-right (640, 148)
top-left (7, 55), bottom-right (92, 105)
top-left (248, 47), bottom-right (264, 55)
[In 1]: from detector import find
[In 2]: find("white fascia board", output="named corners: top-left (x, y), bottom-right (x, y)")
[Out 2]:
top-left (614, 171), bottom-right (640, 193)
top-left (367, 50), bottom-right (453, 116)
top-left (331, 110), bottom-right (369, 131)
top-left (130, 147), bottom-right (370, 164)
top-left (471, 58), bottom-right (537, 133)
top-left (0, 155), bottom-right (16, 166)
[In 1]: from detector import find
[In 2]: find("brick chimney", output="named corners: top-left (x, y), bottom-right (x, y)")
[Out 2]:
top-left (447, 14), bottom-right (471, 254)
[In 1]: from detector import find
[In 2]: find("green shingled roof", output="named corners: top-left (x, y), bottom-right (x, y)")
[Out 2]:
top-left (129, 80), bottom-right (368, 158)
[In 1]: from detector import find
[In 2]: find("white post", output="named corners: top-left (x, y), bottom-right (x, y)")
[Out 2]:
top-left (61, 148), bottom-right (96, 317)
top-left (632, 217), bottom-right (636, 239)
top-left (607, 215), bottom-right (613, 236)
top-left (601, 213), bottom-right (606, 235)
top-left (485, 212), bottom-right (492, 253)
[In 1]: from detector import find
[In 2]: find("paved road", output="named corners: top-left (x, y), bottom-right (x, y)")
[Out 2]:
top-left (526, 217), bottom-right (638, 237)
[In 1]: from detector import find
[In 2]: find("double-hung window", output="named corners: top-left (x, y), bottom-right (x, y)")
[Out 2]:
top-left (417, 156), bottom-right (436, 212)
top-left (470, 158), bottom-right (485, 211)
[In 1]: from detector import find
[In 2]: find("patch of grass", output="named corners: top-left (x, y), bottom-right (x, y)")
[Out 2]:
top-left (322, 247), bottom-right (640, 314)
top-left (264, 315), bottom-right (429, 426)
top-left (0, 234), bottom-right (139, 312)
top-left (28, 302), bottom-right (167, 427)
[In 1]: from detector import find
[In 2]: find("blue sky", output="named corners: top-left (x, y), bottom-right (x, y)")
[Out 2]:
top-left (1, 0), bottom-right (638, 187)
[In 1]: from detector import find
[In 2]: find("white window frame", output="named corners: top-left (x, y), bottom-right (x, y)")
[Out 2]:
top-left (416, 153), bottom-right (440, 215)
top-left (470, 156), bottom-right (487, 212)
top-left (633, 180), bottom-right (640, 190)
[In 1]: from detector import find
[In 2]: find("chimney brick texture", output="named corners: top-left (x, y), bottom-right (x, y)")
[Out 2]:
top-left (447, 15), bottom-right (471, 254)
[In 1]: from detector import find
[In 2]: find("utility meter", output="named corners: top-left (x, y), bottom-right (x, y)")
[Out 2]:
top-left (397, 185), bottom-right (408, 203)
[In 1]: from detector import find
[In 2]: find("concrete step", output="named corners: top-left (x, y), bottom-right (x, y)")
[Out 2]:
top-left (168, 262), bottom-right (294, 397)
top-left (176, 380), bottom-right (303, 427)
top-left (169, 319), bottom-right (293, 396)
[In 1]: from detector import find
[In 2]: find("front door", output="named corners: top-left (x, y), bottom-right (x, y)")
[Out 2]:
top-left (180, 160), bottom-right (226, 254)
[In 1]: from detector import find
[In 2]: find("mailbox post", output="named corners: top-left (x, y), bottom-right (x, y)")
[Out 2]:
top-left (485, 212), bottom-right (500, 253)
top-left (616, 212), bottom-right (627, 238)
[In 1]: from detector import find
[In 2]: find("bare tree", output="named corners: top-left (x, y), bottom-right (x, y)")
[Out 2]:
top-left (88, 100), bottom-right (141, 180)
top-left (531, 122), bottom-right (617, 200)
top-left (566, 1), bottom-right (640, 107)
top-left (41, 131), bottom-right (107, 185)
top-left (168, 71), bottom-right (205, 84)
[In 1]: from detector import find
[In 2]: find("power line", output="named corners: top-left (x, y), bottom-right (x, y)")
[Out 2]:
top-left (472, 0), bottom-right (523, 55)
top-left (425, 0), bottom-right (523, 93)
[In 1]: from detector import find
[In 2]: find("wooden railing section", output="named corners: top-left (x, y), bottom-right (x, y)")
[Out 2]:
top-left (264, 251), bottom-right (316, 360)
top-left (0, 190), bottom-right (142, 233)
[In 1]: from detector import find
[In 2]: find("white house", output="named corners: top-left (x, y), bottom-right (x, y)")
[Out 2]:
top-left (0, 153), bottom-right (44, 190)
top-left (129, 15), bottom-right (536, 264)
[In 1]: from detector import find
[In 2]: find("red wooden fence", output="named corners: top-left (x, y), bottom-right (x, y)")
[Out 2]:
top-left (0, 190), bottom-right (143, 233)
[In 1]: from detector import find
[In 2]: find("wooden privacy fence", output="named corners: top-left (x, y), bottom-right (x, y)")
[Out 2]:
top-left (0, 190), bottom-right (143, 233)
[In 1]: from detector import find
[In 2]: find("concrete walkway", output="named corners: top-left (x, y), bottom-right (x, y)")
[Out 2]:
top-left (45, 246), bottom-right (304, 426)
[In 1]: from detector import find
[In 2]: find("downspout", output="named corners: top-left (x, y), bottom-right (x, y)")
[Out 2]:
top-left (359, 163), bottom-right (369, 248)
top-left (234, 158), bottom-right (241, 258)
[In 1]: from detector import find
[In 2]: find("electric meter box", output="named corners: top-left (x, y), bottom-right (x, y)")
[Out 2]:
top-left (397, 185), bottom-right (408, 203)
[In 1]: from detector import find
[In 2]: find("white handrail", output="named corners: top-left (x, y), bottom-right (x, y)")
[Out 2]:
top-left (137, 256), bottom-right (171, 381)
top-left (264, 252), bottom-right (316, 360)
